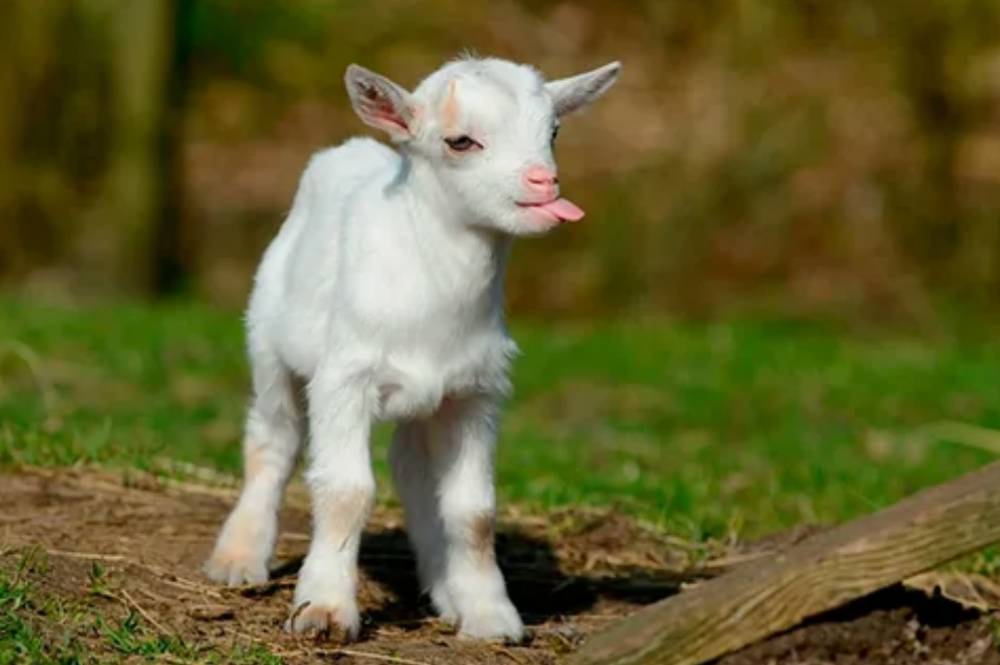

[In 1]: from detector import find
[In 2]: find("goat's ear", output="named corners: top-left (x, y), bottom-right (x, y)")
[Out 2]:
top-left (345, 64), bottom-right (418, 141)
top-left (545, 61), bottom-right (621, 118)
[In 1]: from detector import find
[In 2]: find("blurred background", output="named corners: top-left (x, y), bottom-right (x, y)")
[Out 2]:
top-left (4, 0), bottom-right (1000, 323)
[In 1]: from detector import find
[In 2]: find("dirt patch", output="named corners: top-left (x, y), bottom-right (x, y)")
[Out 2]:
top-left (719, 586), bottom-right (1000, 665)
top-left (0, 467), bottom-right (688, 664)
top-left (2, 468), bottom-right (998, 664)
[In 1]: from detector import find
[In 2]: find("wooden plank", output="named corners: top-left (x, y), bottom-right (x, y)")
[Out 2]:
top-left (568, 461), bottom-right (1000, 665)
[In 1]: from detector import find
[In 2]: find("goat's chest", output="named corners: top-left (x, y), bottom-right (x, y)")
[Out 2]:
top-left (335, 221), bottom-right (515, 419)
top-left (372, 322), bottom-right (517, 421)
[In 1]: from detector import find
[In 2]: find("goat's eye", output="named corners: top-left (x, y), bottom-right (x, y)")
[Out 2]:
top-left (444, 135), bottom-right (480, 152)
top-left (551, 125), bottom-right (560, 144)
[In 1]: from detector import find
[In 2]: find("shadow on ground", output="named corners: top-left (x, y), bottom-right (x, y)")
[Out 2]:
top-left (269, 519), bottom-right (689, 636)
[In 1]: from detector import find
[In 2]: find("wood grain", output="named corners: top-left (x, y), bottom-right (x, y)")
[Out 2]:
top-left (568, 461), bottom-right (1000, 665)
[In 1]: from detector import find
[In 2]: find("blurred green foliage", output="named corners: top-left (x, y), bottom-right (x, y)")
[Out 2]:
top-left (184, 0), bottom-right (334, 78)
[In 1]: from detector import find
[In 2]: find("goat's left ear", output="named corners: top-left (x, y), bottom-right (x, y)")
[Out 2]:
top-left (345, 64), bottom-right (419, 141)
top-left (545, 61), bottom-right (622, 118)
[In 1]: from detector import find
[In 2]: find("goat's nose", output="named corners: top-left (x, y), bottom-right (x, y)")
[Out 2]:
top-left (523, 165), bottom-right (559, 193)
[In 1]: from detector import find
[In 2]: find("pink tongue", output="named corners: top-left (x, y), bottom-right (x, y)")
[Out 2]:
top-left (538, 198), bottom-right (585, 222)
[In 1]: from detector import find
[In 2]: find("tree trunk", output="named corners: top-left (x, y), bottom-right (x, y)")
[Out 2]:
top-left (82, 0), bottom-right (178, 295)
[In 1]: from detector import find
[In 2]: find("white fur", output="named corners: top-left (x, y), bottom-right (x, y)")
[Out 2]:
top-left (205, 56), bottom-right (620, 642)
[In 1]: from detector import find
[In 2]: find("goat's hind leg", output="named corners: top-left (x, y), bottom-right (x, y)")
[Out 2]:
top-left (389, 422), bottom-right (457, 622)
top-left (400, 397), bottom-right (522, 641)
top-left (205, 351), bottom-right (303, 586)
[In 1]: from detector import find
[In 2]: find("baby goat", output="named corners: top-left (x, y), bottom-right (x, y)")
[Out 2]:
top-left (205, 56), bottom-right (621, 641)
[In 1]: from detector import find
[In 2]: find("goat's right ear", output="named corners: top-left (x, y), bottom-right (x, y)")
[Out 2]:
top-left (345, 64), bottom-right (418, 141)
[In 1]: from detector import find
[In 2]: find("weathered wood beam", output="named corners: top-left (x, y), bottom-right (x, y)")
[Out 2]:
top-left (568, 460), bottom-right (1000, 665)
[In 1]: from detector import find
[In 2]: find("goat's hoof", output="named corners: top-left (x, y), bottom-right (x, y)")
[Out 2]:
top-left (204, 550), bottom-right (269, 587)
top-left (430, 584), bottom-right (458, 624)
top-left (284, 601), bottom-right (361, 642)
top-left (457, 599), bottom-right (524, 642)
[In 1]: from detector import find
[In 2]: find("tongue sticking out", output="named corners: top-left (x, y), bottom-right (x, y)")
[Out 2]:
top-left (535, 198), bottom-right (585, 223)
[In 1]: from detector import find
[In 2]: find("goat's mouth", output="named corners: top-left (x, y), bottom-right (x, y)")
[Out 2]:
top-left (516, 197), bottom-right (585, 224)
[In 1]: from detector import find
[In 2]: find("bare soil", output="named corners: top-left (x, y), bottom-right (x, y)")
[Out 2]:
top-left (2, 468), bottom-right (998, 664)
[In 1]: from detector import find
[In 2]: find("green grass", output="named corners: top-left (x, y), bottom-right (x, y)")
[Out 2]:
top-left (1, 297), bottom-right (998, 541)
top-left (0, 549), bottom-right (163, 665)
top-left (0, 548), bottom-right (283, 665)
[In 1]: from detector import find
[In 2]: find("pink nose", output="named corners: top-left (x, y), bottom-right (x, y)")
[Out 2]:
top-left (523, 165), bottom-right (559, 195)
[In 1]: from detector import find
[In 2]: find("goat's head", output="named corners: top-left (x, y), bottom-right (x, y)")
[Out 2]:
top-left (345, 56), bottom-right (621, 236)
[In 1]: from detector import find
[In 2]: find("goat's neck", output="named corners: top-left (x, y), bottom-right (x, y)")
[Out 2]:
top-left (393, 155), bottom-right (512, 321)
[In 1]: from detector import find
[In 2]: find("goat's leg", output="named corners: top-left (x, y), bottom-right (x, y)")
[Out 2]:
top-left (389, 421), bottom-right (457, 622)
top-left (206, 351), bottom-right (303, 586)
top-left (286, 367), bottom-right (374, 641)
top-left (422, 397), bottom-right (523, 640)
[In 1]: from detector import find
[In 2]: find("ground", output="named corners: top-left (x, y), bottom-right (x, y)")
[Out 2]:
top-left (4, 467), bottom-right (999, 664)
top-left (3, 298), bottom-right (1000, 662)
top-left (1, 466), bottom-right (689, 664)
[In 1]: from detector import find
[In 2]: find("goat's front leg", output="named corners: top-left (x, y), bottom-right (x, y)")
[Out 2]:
top-left (424, 397), bottom-right (523, 641)
top-left (286, 367), bottom-right (374, 641)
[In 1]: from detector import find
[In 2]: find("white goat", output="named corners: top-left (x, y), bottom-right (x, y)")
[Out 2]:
top-left (205, 55), bottom-right (621, 642)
